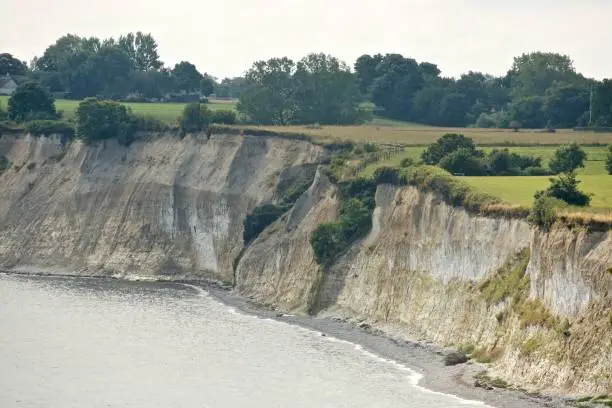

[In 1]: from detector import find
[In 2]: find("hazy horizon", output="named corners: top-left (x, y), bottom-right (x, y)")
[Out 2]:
top-left (2, 0), bottom-right (611, 80)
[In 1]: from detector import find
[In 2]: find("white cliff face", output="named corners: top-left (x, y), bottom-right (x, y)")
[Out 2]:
top-left (236, 182), bottom-right (612, 395)
top-left (1, 134), bottom-right (610, 395)
top-left (0, 133), bottom-right (323, 281)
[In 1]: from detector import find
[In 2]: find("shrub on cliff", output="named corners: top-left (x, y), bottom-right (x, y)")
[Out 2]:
top-left (243, 204), bottom-right (289, 244)
top-left (528, 196), bottom-right (567, 228)
top-left (179, 103), bottom-right (213, 135)
top-left (535, 172), bottom-right (590, 206)
top-left (211, 109), bottom-right (237, 125)
top-left (24, 120), bottom-right (75, 138)
top-left (75, 98), bottom-right (135, 145)
top-left (310, 178), bottom-right (376, 266)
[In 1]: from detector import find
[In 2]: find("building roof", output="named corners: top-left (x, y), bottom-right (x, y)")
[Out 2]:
top-left (0, 74), bottom-right (27, 88)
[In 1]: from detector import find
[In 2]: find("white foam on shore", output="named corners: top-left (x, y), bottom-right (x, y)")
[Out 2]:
top-left (183, 283), bottom-right (494, 408)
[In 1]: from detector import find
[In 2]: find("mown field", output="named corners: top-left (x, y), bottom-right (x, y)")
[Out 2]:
top-left (361, 145), bottom-right (611, 209)
top-left (0, 96), bottom-right (237, 122)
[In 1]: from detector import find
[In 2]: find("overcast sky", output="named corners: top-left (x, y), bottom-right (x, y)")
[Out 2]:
top-left (1, 0), bottom-right (610, 79)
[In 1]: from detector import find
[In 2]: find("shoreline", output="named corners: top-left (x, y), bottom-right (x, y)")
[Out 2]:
top-left (1, 271), bottom-right (573, 408)
top-left (203, 285), bottom-right (572, 408)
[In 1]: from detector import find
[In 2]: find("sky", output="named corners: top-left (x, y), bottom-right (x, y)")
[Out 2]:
top-left (1, 0), bottom-right (611, 80)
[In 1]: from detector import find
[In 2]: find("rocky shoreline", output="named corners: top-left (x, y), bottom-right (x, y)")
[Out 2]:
top-left (203, 284), bottom-right (574, 408)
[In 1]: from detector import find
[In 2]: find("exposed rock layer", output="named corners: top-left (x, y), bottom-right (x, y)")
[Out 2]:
top-left (1, 133), bottom-right (610, 395)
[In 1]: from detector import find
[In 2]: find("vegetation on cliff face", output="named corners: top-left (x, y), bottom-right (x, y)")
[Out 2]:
top-left (310, 178), bottom-right (377, 265)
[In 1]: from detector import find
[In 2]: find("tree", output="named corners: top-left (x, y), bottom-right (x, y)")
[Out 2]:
top-left (292, 53), bottom-right (361, 124)
top-left (438, 148), bottom-right (487, 176)
top-left (354, 54), bottom-right (383, 95)
top-left (536, 172), bottom-right (590, 206)
top-left (172, 61), bottom-right (203, 93)
top-left (237, 57), bottom-right (296, 124)
top-left (118, 32), bottom-right (162, 71)
top-left (200, 75), bottom-right (215, 97)
top-left (486, 148), bottom-right (542, 175)
top-left (88, 46), bottom-right (134, 98)
top-left (8, 81), bottom-right (56, 122)
top-left (605, 145), bottom-right (612, 175)
top-left (507, 52), bottom-right (581, 98)
top-left (370, 54), bottom-right (424, 120)
top-left (507, 96), bottom-right (546, 128)
top-left (0, 53), bottom-right (27, 76)
top-left (543, 82), bottom-right (589, 128)
top-left (437, 93), bottom-right (471, 126)
top-left (421, 133), bottom-right (477, 165)
top-left (75, 98), bottom-right (134, 145)
top-left (549, 142), bottom-right (587, 174)
top-left (592, 79), bottom-right (612, 126)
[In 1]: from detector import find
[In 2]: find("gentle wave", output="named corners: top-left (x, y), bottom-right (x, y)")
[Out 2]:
top-left (184, 283), bottom-right (493, 408)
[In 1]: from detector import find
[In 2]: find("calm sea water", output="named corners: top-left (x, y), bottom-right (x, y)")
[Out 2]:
top-left (0, 273), bottom-right (487, 408)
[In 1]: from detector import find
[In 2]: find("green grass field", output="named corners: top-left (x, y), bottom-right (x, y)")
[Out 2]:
top-left (361, 145), bottom-right (611, 208)
top-left (0, 96), bottom-right (237, 123)
top-left (461, 175), bottom-right (612, 209)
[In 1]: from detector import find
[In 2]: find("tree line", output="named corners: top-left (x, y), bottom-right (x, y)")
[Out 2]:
top-left (1, 33), bottom-right (214, 101)
top-left (2, 34), bottom-right (612, 128)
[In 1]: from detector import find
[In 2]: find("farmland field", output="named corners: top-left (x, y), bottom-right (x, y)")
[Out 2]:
top-left (233, 124), bottom-right (612, 146)
top-left (0, 96), bottom-right (237, 122)
top-left (360, 145), bottom-right (611, 209)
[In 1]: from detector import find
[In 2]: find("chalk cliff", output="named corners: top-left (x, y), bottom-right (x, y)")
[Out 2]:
top-left (1, 133), bottom-right (610, 395)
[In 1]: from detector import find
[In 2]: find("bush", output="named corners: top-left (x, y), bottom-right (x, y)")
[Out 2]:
top-left (211, 109), bottom-right (237, 125)
top-left (8, 81), bottom-right (57, 122)
top-left (179, 103), bottom-right (213, 134)
top-left (475, 113), bottom-right (497, 128)
top-left (536, 172), bottom-right (591, 206)
top-left (486, 148), bottom-right (543, 175)
top-left (310, 222), bottom-right (346, 265)
top-left (549, 142), bottom-right (587, 174)
top-left (243, 204), bottom-right (289, 244)
top-left (439, 148), bottom-right (487, 176)
top-left (606, 145), bottom-right (612, 175)
top-left (131, 114), bottom-right (170, 132)
top-left (521, 166), bottom-right (553, 176)
top-left (310, 178), bottom-right (377, 266)
top-left (372, 166), bottom-right (401, 184)
top-left (75, 98), bottom-right (135, 145)
top-left (399, 157), bottom-right (414, 167)
top-left (421, 133), bottom-right (477, 165)
top-left (444, 352), bottom-right (469, 366)
top-left (24, 120), bottom-right (75, 138)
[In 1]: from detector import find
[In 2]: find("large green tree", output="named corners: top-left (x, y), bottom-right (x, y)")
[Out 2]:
top-left (118, 32), bottom-right (162, 72)
top-left (370, 54), bottom-right (425, 120)
top-left (354, 54), bottom-right (383, 95)
top-left (506, 52), bottom-right (582, 98)
top-left (8, 81), bottom-right (56, 122)
top-left (237, 57), bottom-right (296, 124)
top-left (292, 53), bottom-right (361, 124)
top-left (0, 53), bottom-right (27, 76)
top-left (543, 82), bottom-right (589, 128)
top-left (172, 61), bottom-right (203, 93)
